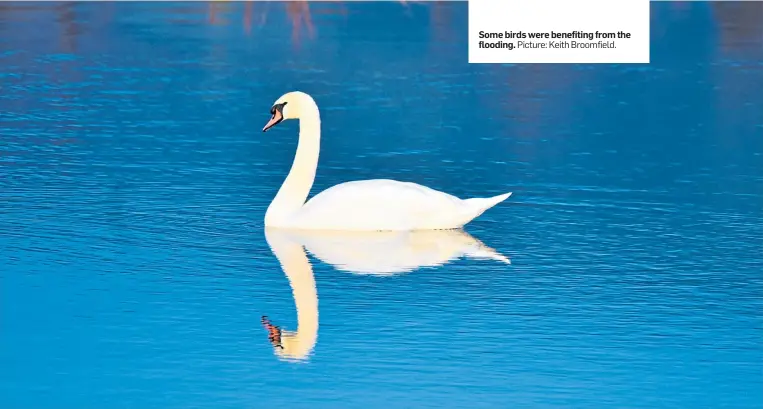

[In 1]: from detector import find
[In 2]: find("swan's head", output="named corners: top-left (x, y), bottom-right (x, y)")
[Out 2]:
top-left (262, 91), bottom-right (317, 132)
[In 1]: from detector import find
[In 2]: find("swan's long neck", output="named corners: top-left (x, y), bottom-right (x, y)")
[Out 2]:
top-left (265, 107), bottom-right (321, 226)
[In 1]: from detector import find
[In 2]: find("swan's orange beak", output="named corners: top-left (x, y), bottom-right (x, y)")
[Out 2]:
top-left (262, 109), bottom-right (284, 132)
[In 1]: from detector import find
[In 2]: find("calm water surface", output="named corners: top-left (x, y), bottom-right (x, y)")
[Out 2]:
top-left (1, 2), bottom-right (762, 408)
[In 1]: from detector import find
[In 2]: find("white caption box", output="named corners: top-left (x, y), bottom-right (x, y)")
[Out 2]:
top-left (468, 0), bottom-right (650, 64)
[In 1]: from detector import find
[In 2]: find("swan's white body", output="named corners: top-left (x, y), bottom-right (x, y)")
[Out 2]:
top-left (286, 179), bottom-right (511, 231)
top-left (262, 91), bottom-right (512, 231)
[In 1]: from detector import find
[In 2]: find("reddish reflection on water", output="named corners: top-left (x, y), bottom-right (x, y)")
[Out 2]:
top-left (1, 1), bottom-right (760, 146)
top-left (2, 1), bottom-right (761, 53)
top-left (201, 1), bottom-right (448, 48)
top-left (711, 1), bottom-right (763, 56)
top-left (284, 1), bottom-right (315, 46)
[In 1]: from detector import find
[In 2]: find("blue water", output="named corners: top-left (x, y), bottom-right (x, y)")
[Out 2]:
top-left (1, 2), bottom-right (762, 408)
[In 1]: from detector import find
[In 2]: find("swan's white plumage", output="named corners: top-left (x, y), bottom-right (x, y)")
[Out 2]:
top-left (293, 179), bottom-right (510, 231)
top-left (262, 91), bottom-right (512, 231)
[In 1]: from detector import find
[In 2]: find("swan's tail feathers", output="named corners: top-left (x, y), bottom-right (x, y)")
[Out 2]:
top-left (462, 192), bottom-right (512, 220)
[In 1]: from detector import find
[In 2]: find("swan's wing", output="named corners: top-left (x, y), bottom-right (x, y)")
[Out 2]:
top-left (295, 179), bottom-right (466, 230)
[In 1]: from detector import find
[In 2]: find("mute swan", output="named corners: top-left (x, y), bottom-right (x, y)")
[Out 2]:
top-left (261, 227), bottom-right (510, 361)
top-left (262, 91), bottom-right (512, 231)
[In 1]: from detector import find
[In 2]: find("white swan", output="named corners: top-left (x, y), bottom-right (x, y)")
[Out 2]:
top-left (262, 91), bottom-right (512, 231)
top-left (261, 227), bottom-right (510, 361)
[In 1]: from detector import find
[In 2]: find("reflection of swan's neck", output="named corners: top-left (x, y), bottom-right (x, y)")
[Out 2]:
top-left (279, 250), bottom-right (319, 361)
top-left (265, 229), bottom-right (319, 361)
top-left (265, 106), bottom-right (321, 226)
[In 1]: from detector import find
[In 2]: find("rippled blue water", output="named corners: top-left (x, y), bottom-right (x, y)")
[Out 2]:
top-left (1, 2), bottom-right (762, 408)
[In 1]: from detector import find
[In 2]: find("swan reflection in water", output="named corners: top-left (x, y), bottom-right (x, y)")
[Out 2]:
top-left (261, 228), bottom-right (511, 361)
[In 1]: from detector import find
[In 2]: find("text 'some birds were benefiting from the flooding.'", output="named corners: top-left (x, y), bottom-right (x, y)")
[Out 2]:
top-left (477, 30), bottom-right (633, 51)
top-left (468, 0), bottom-right (650, 64)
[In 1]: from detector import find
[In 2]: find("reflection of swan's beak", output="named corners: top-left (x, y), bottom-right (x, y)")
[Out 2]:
top-left (261, 316), bottom-right (283, 349)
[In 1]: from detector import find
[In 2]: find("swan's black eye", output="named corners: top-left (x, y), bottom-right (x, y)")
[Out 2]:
top-left (270, 102), bottom-right (287, 116)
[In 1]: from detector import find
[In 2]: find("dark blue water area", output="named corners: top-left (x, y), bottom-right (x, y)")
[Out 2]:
top-left (0, 2), bottom-right (761, 409)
